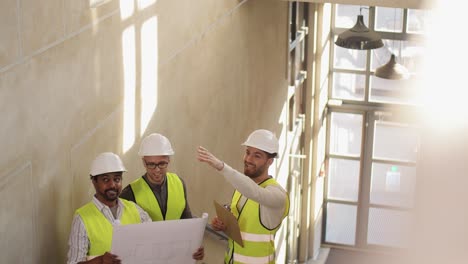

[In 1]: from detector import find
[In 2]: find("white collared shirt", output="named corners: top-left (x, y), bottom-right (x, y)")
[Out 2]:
top-left (66, 197), bottom-right (151, 264)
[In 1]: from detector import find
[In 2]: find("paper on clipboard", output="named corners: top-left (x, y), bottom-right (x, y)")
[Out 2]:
top-left (213, 201), bottom-right (244, 247)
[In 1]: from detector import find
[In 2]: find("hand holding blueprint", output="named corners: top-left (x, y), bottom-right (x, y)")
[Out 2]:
top-left (111, 213), bottom-right (208, 264)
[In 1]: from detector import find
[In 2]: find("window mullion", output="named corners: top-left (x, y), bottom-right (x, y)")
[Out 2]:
top-left (355, 111), bottom-right (374, 248)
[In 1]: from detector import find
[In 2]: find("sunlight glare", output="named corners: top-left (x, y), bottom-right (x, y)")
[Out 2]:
top-left (120, 0), bottom-right (135, 20)
top-left (140, 17), bottom-right (159, 135)
top-left (418, 1), bottom-right (468, 131)
top-left (138, 0), bottom-right (157, 10)
top-left (122, 26), bottom-right (136, 153)
top-left (89, 0), bottom-right (111, 8)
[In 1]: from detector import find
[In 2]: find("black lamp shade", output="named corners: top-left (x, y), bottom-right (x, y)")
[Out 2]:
top-left (335, 15), bottom-right (384, 50)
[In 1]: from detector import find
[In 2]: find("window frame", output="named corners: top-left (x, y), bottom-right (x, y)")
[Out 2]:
top-left (322, 4), bottom-right (424, 252)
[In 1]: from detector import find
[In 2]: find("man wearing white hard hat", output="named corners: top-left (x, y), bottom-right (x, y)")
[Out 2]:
top-left (67, 152), bottom-right (152, 264)
top-left (197, 129), bottom-right (289, 264)
top-left (120, 133), bottom-right (204, 260)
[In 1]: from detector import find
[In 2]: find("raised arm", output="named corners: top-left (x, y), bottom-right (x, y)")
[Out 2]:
top-left (197, 146), bottom-right (286, 208)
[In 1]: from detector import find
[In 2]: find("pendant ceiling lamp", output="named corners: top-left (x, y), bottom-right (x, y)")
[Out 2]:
top-left (335, 14), bottom-right (383, 50)
top-left (375, 8), bottom-right (410, 80)
top-left (375, 54), bottom-right (409, 80)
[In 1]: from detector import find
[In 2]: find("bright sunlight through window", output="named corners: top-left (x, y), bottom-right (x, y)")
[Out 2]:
top-left (418, 1), bottom-right (468, 131)
top-left (120, 0), bottom-right (135, 20)
top-left (140, 17), bottom-right (159, 136)
top-left (138, 0), bottom-right (157, 10)
top-left (122, 26), bottom-right (136, 153)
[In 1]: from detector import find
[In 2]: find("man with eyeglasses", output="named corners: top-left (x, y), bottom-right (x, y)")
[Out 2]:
top-left (120, 133), bottom-right (204, 260)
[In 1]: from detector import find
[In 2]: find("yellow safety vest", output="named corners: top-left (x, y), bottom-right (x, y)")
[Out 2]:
top-left (130, 173), bottom-right (186, 221)
top-left (76, 199), bottom-right (141, 258)
top-left (225, 178), bottom-right (289, 264)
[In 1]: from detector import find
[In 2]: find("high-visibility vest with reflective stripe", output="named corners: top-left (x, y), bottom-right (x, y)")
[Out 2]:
top-left (76, 199), bottom-right (141, 257)
top-left (225, 178), bottom-right (290, 264)
top-left (130, 173), bottom-right (186, 221)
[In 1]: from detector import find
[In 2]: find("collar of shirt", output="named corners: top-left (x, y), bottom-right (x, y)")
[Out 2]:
top-left (91, 196), bottom-right (123, 225)
top-left (143, 174), bottom-right (166, 191)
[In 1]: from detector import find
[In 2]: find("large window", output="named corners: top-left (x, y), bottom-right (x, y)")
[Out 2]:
top-left (323, 4), bottom-right (427, 250)
top-left (331, 5), bottom-right (426, 105)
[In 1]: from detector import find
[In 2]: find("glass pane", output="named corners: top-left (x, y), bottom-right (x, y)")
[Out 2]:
top-left (328, 158), bottom-right (360, 201)
top-left (319, 79), bottom-right (328, 118)
top-left (372, 39), bottom-right (395, 70)
top-left (334, 41), bottom-right (367, 70)
top-left (370, 39), bottom-right (424, 105)
top-left (407, 9), bottom-right (429, 34)
top-left (325, 202), bottom-right (357, 245)
top-left (322, 3), bottom-right (332, 46)
top-left (368, 207), bottom-right (412, 248)
top-left (373, 121), bottom-right (419, 162)
top-left (316, 119), bottom-right (327, 169)
top-left (313, 217), bottom-right (323, 258)
top-left (370, 163), bottom-right (416, 208)
top-left (335, 4), bottom-right (369, 29)
top-left (375, 7), bottom-right (403, 32)
top-left (314, 176), bottom-right (324, 218)
top-left (330, 112), bottom-right (363, 156)
top-left (332, 73), bottom-right (365, 101)
top-left (369, 76), bottom-right (419, 105)
top-left (371, 39), bottom-right (424, 74)
top-left (320, 41), bottom-right (330, 85)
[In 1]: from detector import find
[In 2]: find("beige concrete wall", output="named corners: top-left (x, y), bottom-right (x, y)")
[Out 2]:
top-left (0, 0), bottom-right (289, 263)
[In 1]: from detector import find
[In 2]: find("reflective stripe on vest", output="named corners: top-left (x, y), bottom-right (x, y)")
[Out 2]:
top-left (224, 178), bottom-right (290, 264)
top-left (233, 253), bottom-right (275, 264)
top-left (76, 199), bottom-right (141, 257)
top-left (130, 173), bottom-right (185, 221)
top-left (241, 232), bottom-right (274, 242)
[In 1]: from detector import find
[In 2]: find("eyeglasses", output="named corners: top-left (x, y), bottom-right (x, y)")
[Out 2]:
top-left (144, 161), bottom-right (169, 170)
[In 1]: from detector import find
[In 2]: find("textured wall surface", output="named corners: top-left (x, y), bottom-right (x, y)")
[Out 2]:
top-left (0, 0), bottom-right (289, 263)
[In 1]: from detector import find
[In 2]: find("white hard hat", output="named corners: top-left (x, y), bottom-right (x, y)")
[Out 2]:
top-left (242, 129), bottom-right (279, 155)
top-left (90, 152), bottom-right (127, 176)
top-left (138, 133), bottom-right (175, 156)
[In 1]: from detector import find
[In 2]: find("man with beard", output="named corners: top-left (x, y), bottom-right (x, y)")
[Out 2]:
top-left (120, 133), bottom-right (204, 260)
top-left (67, 152), bottom-right (152, 264)
top-left (197, 129), bottom-right (289, 264)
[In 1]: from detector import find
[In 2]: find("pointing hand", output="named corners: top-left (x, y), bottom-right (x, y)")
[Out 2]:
top-left (197, 146), bottom-right (224, 171)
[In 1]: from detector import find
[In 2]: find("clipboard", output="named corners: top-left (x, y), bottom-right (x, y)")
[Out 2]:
top-left (213, 201), bottom-right (244, 247)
